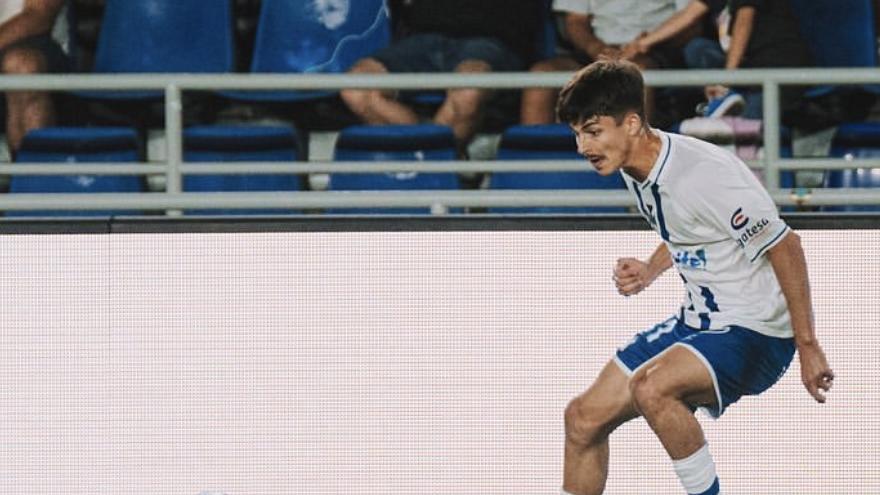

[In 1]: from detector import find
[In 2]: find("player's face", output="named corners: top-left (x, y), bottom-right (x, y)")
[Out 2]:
top-left (571, 115), bottom-right (637, 176)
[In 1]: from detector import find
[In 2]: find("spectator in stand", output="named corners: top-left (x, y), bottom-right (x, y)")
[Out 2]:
top-left (520, 0), bottom-right (694, 125)
top-left (340, 0), bottom-right (542, 147)
top-left (0, 0), bottom-right (69, 154)
top-left (627, 0), bottom-right (812, 119)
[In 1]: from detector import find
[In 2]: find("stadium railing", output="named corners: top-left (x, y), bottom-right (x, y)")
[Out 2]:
top-left (0, 68), bottom-right (879, 214)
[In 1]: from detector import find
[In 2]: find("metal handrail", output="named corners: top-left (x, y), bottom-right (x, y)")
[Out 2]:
top-left (1, 68), bottom-right (879, 213)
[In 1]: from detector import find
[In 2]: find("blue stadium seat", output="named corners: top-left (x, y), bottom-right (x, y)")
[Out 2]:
top-left (790, 0), bottom-right (877, 97)
top-left (489, 124), bottom-right (627, 213)
top-left (83, 0), bottom-right (235, 99)
top-left (824, 123), bottom-right (880, 211)
top-left (225, 0), bottom-right (390, 102)
top-left (183, 126), bottom-right (304, 215)
top-left (328, 124), bottom-right (459, 214)
top-left (9, 127), bottom-right (145, 217)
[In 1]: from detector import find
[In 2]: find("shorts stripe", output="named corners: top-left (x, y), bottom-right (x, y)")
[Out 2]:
top-left (613, 355), bottom-right (634, 376)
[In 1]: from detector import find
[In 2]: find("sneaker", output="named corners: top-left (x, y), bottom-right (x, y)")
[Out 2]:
top-left (697, 90), bottom-right (746, 118)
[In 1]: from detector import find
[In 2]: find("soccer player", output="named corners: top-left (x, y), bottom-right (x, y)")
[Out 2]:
top-left (556, 59), bottom-right (833, 495)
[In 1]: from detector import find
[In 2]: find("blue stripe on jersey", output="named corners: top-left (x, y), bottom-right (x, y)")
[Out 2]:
top-left (699, 313), bottom-right (711, 330)
top-left (699, 285), bottom-right (720, 312)
top-left (650, 182), bottom-right (670, 241)
top-left (654, 134), bottom-right (672, 181)
top-left (679, 274), bottom-right (696, 311)
top-left (750, 225), bottom-right (790, 262)
top-left (630, 183), bottom-right (653, 225)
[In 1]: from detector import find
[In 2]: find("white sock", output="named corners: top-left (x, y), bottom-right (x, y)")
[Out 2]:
top-left (672, 443), bottom-right (720, 494)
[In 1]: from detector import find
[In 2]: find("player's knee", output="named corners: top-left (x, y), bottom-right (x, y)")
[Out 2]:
top-left (564, 397), bottom-right (608, 447)
top-left (629, 371), bottom-right (666, 414)
top-left (1, 48), bottom-right (45, 75)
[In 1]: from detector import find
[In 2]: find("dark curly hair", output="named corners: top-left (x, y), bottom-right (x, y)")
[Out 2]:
top-left (556, 58), bottom-right (647, 127)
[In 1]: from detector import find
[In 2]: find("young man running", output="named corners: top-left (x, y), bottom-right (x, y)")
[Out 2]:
top-left (556, 59), bottom-right (833, 495)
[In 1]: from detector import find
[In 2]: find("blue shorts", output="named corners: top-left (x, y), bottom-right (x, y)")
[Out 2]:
top-left (615, 316), bottom-right (795, 418)
top-left (372, 33), bottom-right (524, 74)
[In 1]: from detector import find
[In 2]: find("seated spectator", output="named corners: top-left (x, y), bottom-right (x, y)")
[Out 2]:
top-left (340, 0), bottom-right (542, 147)
top-left (0, 0), bottom-right (70, 154)
top-left (629, 0), bottom-right (812, 120)
top-left (520, 0), bottom-right (694, 125)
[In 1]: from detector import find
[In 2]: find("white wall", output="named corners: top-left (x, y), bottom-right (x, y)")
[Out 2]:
top-left (0, 230), bottom-right (877, 495)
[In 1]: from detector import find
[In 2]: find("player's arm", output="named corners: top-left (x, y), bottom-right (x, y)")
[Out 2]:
top-left (766, 231), bottom-right (834, 403)
top-left (0, 0), bottom-right (65, 51)
top-left (613, 243), bottom-right (672, 296)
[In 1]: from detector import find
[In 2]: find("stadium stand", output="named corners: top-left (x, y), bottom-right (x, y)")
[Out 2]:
top-left (222, 0), bottom-right (391, 102)
top-left (0, 0), bottom-right (879, 214)
top-left (8, 126), bottom-right (144, 216)
top-left (489, 124), bottom-right (627, 214)
top-left (182, 125), bottom-right (304, 215)
top-left (824, 122), bottom-right (880, 212)
top-left (82, 0), bottom-right (235, 100)
top-left (327, 124), bottom-right (459, 214)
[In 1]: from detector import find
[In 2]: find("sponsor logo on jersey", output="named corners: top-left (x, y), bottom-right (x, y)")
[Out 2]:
top-left (672, 248), bottom-right (707, 270)
top-left (730, 207), bottom-right (749, 230)
top-left (735, 217), bottom-right (770, 249)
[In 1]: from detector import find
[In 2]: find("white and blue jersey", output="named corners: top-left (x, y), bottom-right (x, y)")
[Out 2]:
top-left (622, 130), bottom-right (792, 339)
top-left (614, 130), bottom-right (796, 416)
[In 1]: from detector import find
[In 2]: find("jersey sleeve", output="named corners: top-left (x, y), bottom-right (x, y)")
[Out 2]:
top-left (684, 162), bottom-right (789, 263)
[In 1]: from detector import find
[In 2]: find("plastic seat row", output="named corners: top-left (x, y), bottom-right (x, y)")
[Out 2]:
top-left (9, 122), bottom-right (880, 217)
top-left (8, 123), bottom-right (625, 216)
top-left (83, 0), bottom-right (389, 103)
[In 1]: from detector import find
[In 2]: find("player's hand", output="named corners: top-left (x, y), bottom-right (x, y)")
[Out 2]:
top-left (613, 257), bottom-right (652, 296)
top-left (798, 342), bottom-right (834, 403)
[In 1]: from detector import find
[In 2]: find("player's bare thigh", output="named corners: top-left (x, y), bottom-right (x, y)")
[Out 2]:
top-left (565, 360), bottom-right (640, 444)
top-left (630, 344), bottom-right (718, 411)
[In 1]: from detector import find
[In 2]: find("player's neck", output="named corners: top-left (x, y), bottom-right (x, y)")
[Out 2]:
top-left (623, 127), bottom-right (662, 183)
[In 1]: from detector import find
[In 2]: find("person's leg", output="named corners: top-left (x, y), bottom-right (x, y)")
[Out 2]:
top-left (433, 36), bottom-right (524, 144)
top-left (520, 56), bottom-right (582, 125)
top-left (630, 345), bottom-right (717, 456)
top-left (432, 59), bottom-right (493, 143)
top-left (683, 37), bottom-right (726, 70)
top-left (741, 89), bottom-right (763, 120)
top-left (339, 57), bottom-right (420, 126)
top-left (563, 360), bottom-right (640, 495)
top-left (2, 46), bottom-right (55, 151)
top-left (629, 345), bottom-right (721, 494)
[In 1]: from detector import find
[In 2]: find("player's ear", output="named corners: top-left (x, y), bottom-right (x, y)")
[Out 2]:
top-left (625, 112), bottom-right (642, 136)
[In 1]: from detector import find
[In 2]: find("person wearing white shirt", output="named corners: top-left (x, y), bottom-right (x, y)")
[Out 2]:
top-left (556, 59), bottom-right (833, 495)
top-left (0, 0), bottom-right (68, 153)
top-left (521, 0), bottom-right (693, 124)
